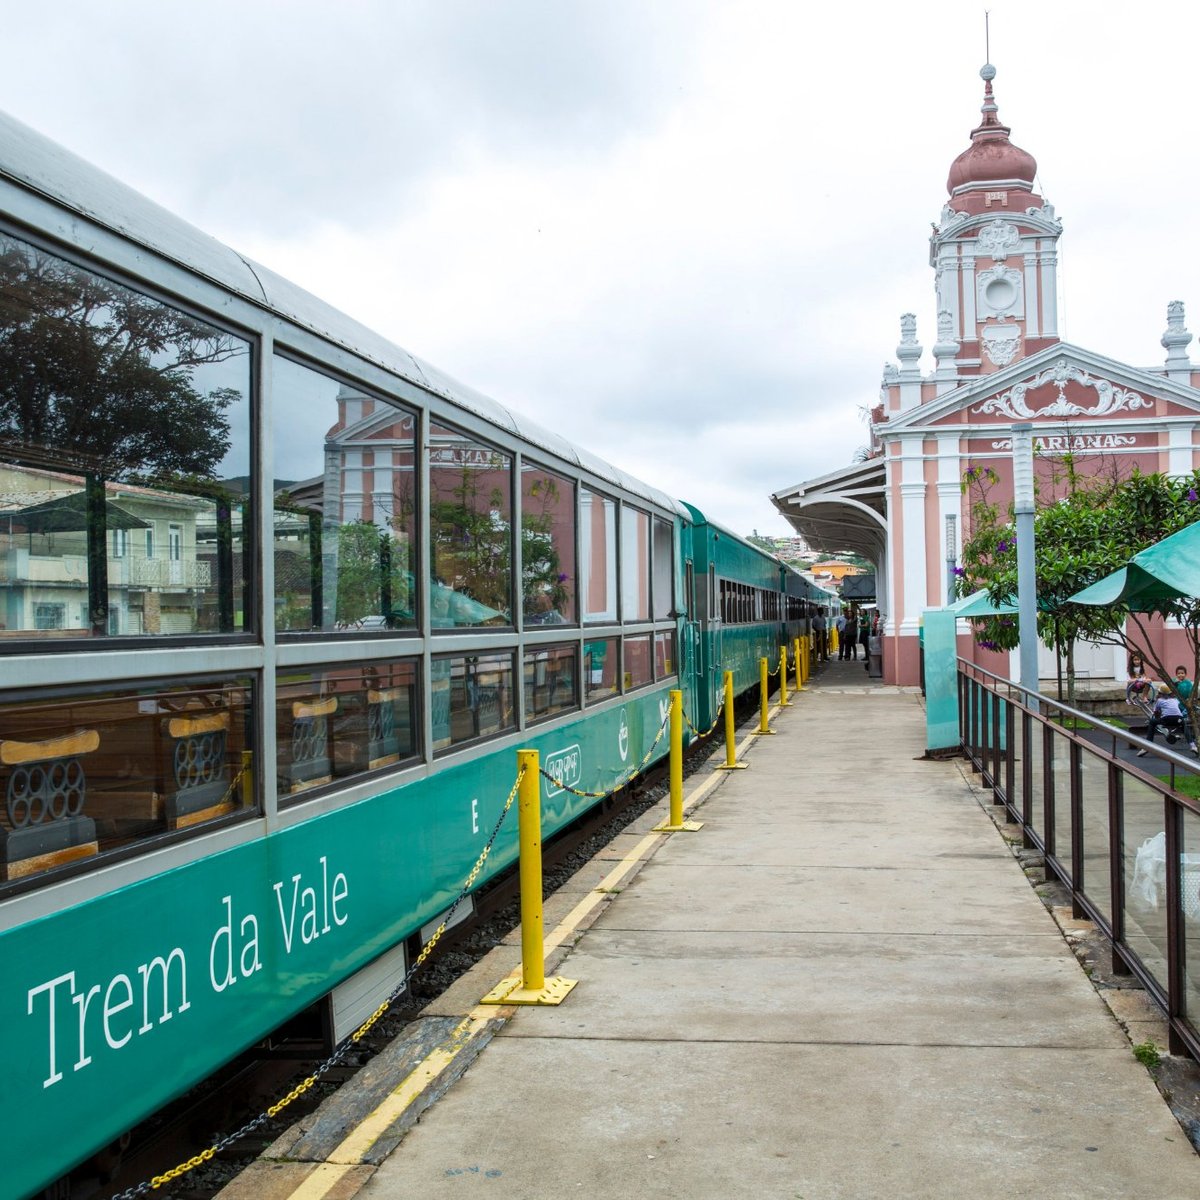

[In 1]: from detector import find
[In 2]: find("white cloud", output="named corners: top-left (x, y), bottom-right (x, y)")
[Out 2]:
top-left (1, 0), bottom-right (1197, 537)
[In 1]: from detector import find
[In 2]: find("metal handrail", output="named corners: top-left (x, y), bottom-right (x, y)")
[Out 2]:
top-left (957, 659), bottom-right (1200, 1064)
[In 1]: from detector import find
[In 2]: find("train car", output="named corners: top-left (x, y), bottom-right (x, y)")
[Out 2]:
top-left (0, 110), bottom-right (811, 1198)
top-left (685, 505), bottom-right (807, 730)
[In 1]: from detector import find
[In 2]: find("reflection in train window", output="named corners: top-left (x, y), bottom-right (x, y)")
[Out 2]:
top-left (584, 637), bottom-right (619, 702)
top-left (521, 464), bottom-right (576, 626)
top-left (580, 489), bottom-right (616, 622)
top-left (272, 357), bottom-right (418, 633)
top-left (524, 644), bottom-right (579, 725)
top-left (655, 630), bottom-right (676, 679)
top-left (621, 506), bottom-right (650, 622)
top-left (432, 652), bottom-right (515, 752)
top-left (624, 634), bottom-right (652, 690)
top-left (652, 517), bottom-right (674, 620)
top-left (0, 233), bottom-right (253, 639)
top-left (0, 677), bottom-right (253, 885)
top-left (276, 660), bottom-right (419, 799)
top-left (429, 423), bottom-right (511, 628)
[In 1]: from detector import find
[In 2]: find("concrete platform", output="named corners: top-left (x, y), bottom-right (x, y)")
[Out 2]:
top-left (227, 660), bottom-right (1200, 1200)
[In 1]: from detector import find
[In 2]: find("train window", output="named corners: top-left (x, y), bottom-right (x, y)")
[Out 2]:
top-left (0, 233), bottom-right (252, 640)
top-left (521, 465), bottom-right (576, 626)
top-left (429, 424), bottom-right (511, 628)
top-left (276, 660), bottom-right (418, 799)
top-left (620, 507), bottom-right (650, 622)
top-left (0, 675), bottom-right (253, 886)
top-left (655, 631), bottom-right (676, 679)
top-left (584, 637), bottom-right (619, 701)
top-left (523, 644), bottom-right (579, 724)
top-left (273, 357), bottom-right (417, 634)
top-left (431, 652), bottom-right (515, 752)
top-left (579, 489), bottom-right (617, 622)
top-left (623, 634), bottom-right (652, 690)
top-left (652, 518), bottom-right (673, 620)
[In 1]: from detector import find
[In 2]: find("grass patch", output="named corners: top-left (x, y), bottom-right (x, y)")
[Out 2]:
top-left (1133, 1041), bottom-right (1161, 1069)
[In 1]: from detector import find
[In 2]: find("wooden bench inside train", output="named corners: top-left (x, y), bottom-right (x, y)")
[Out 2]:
top-left (0, 689), bottom-right (248, 881)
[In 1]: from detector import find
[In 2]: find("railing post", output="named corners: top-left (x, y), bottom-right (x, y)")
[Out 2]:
top-left (794, 637), bottom-right (803, 692)
top-left (481, 750), bottom-right (577, 1006)
top-left (654, 690), bottom-right (703, 831)
top-left (715, 670), bottom-right (747, 771)
top-left (755, 656), bottom-right (775, 735)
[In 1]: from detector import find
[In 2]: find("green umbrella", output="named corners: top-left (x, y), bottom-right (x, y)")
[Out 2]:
top-left (1067, 520), bottom-right (1200, 607)
top-left (949, 589), bottom-right (1019, 617)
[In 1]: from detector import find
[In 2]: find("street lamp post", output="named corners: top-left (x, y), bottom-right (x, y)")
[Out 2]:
top-left (945, 513), bottom-right (957, 606)
top-left (1012, 423), bottom-right (1039, 705)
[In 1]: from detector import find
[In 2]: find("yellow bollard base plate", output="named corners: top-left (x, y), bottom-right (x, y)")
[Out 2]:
top-left (779, 700), bottom-right (793, 707)
top-left (651, 818), bottom-right (704, 832)
top-left (753, 728), bottom-right (777, 736)
top-left (480, 975), bottom-right (578, 1006)
top-left (714, 762), bottom-right (749, 770)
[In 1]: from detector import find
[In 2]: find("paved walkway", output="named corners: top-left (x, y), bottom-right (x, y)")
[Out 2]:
top-left (231, 662), bottom-right (1200, 1200)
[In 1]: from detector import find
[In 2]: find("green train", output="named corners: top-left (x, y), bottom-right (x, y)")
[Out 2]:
top-left (0, 111), bottom-right (836, 1198)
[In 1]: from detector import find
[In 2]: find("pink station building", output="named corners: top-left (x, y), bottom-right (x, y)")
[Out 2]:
top-left (772, 63), bottom-right (1200, 688)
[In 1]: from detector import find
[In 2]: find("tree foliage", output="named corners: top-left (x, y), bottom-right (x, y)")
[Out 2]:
top-left (956, 453), bottom-right (1200, 693)
top-left (0, 235), bottom-right (240, 481)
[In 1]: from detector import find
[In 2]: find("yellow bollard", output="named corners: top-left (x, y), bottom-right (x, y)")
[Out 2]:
top-left (801, 634), bottom-right (811, 683)
top-left (794, 637), bottom-right (803, 692)
top-left (480, 750), bottom-right (577, 1005)
top-left (715, 669), bottom-right (747, 771)
top-left (653, 690), bottom-right (703, 831)
top-left (755, 656), bottom-right (775, 735)
top-left (779, 647), bottom-right (792, 706)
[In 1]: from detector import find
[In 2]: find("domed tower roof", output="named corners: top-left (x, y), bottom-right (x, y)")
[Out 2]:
top-left (946, 64), bottom-right (1040, 209)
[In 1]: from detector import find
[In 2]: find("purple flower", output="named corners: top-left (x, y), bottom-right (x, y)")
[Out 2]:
top-left (1189, 488), bottom-right (1198, 502)
top-left (996, 539), bottom-right (1008, 553)
top-left (557, 572), bottom-right (569, 582)
top-left (953, 566), bottom-right (966, 577)
top-left (979, 639), bottom-right (999, 651)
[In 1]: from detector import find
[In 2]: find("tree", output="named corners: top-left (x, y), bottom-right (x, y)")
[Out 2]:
top-left (0, 237), bottom-right (240, 481)
top-left (0, 235), bottom-right (244, 632)
top-left (956, 456), bottom-right (1200, 703)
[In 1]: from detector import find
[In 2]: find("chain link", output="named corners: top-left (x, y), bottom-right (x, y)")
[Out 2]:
top-left (539, 708), bottom-right (671, 798)
top-left (106, 768), bottom-right (527, 1200)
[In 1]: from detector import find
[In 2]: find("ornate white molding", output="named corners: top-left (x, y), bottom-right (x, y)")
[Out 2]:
top-left (972, 360), bottom-right (1155, 419)
top-left (977, 219), bottom-right (1020, 261)
top-left (981, 323), bottom-right (1021, 367)
top-left (977, 265), bottom-right (1023, 319)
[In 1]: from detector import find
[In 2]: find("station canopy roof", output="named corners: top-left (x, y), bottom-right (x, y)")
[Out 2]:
top-left (770, 457), bottom-right (887, 561)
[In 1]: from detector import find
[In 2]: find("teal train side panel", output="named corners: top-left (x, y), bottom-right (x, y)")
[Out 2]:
top-left (2, 688), bottom-right (675, 1200)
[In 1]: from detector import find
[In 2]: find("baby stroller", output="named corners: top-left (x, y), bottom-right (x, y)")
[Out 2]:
top-left (1133, 683), bottom-right (1193, 752)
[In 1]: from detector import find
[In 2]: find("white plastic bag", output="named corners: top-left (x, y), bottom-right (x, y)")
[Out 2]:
top-left (1130, 832), bottom-right (1166, 909)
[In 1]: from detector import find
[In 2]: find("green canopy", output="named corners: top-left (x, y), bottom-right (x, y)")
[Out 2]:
top-left (1067, 520), bottom-right (1200, 608)
top-left (949, 589), bottom-right (1019, 618)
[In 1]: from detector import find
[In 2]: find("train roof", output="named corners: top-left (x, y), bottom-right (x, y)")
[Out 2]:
top-left (0, 110), bottom-right (687, 518)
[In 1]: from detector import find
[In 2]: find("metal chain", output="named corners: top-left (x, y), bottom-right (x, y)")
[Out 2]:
top-left (106, 768), bottom-right (527, 1200)
top-left (540, 708), bottom-right (670, 798)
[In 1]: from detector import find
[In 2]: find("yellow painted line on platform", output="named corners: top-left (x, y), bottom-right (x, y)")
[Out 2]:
top-left (328, 1015), bottom-right (491, 1165)
top-left (287, 1161), bottom-right (353, 1200)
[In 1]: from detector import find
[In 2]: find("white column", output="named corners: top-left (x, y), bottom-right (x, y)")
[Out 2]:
top-left (898, 434), bottom-right (927, 636)
top-left (1023, 249), bottom-right (1040, 337)
top-left (1040, 251), bottom-right (1059, 338)
top-left (1169, 425), bottom-right (1195, 477)
top-left (962, 254), bottom-right (977, 336)
top-left (937, 434), bottom-right (963, 602)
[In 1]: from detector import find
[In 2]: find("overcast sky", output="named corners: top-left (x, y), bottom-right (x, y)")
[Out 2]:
top-left (2, 1), bottom-right (1197, 538)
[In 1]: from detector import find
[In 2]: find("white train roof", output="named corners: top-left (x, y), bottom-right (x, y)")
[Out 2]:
top-left (0, 110), bottom-right (687, 518)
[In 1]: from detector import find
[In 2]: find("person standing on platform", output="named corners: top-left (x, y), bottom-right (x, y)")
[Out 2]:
top-left (813, 607), bottom-right (828, 662)
top-left (835, 611), bottom-right (849, 660)
top-left (858, 611), bottom-right (871, 667)
top-left (1173, 664), bottom-right (1197, 753)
